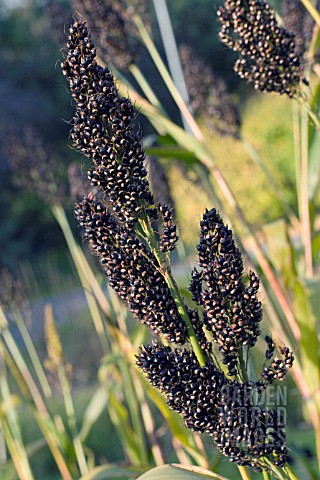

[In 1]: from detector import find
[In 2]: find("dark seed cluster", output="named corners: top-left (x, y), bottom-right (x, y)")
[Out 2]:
top-left (262, 346), bottom-right (294, 383)
top-left (191, 208), bottom-right (262, 375)
top-left (179, 44), bottom-right (241, 138)
top-left (137, 342), bottom-right (288, 470)
top-left (217, 0), bottom-right (304, 96)
top-left (75, 197), bottom-right (187, 344)
top-left (158, 204), bottom-right (178, 252)
top-left (282, 0), bottom-right (317, 57)
top-left (1, 125), bottom-right (66, 206)
top-left (61, 20), bottom-right (155, 229)
top-left (62, 19), bottom-right (294, 473)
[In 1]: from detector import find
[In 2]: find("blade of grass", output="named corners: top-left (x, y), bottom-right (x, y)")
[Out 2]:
top-left (13, 311), bottom-right (52, 398)
top-left (300, 105), bottom-right (313, 277)
top-left (52, 205), bottom-right (110, 353)
top-left (300, 0), bottom-right (320, 28)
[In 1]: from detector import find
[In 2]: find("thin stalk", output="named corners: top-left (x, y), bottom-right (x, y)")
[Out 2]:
top-left (238, 466), bottom-right (251, 480)
top-left (134, 376), bottom-right (166, 465)
top-left (283, 465), bottom-right (300, 480)
top-left (14, 311), bottom-right (52, 398)
top-left (129, 63), bottom-right (167, 117)
top-left (0, 308), bottom-right (48, 416)
top-left (52, 205), bottom-right (110, 353)
top-left (152, 0), bottom-right (191, 133)
top-left (262, 470), bottom-right (271, 480)
top-left (300, 105), bottom-right (313, 277)
top-left (58, 366), bottom-right (88, 476)
top-left (134, 14), bottom-right (204, 142)
top-left (300, 0), bottom-right (320, 28)
top-left (139, 216), bottom-right (206, 367)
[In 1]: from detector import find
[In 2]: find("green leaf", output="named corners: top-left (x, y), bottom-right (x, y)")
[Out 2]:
top-left (308, 129), bottom-right (320, 200)
top-left (261, 219), bottom-right (296, 288)
top-left (293, 277), bottom-right (320, 393)
top-left (147, 147), bottom-right (196, 164)
top-left (79, 386), bottom-right (108, 442)
top-left (79, 464), bottom-right (147, 480)
top-left (136, 464), bottom-right (230, 480)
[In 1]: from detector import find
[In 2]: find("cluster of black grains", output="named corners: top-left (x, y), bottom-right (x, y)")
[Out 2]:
top-left (262, 346), bottom-right (294, 383)
top-left (70, 0), bottom-right (139, 70)
top-left (2, 125), bottom-right (66, 206)
top-left (75, 196), bottom-right (187, 344)
top-left (62, 19), bottom-right (294, 473)
top-left (61, 20), bottom-right (155, 229)
top-left (158, 204), bottom-right (178, 252)
top-left (137, 342), bottom-right (289, 470)
top-left (179, 44), bottom-right (241, 138)
top-left (282, 0), bottom-right (317, 57)
top-left (217, 0), bottom-right (304, 96)
top-left (190, 208), bottom-right (262, 376)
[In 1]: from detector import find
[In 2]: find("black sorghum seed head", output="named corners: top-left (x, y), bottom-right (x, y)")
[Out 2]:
top-left (61, 20), bottom-right (155, 229)
top-left (158, 204), bottom-right (179, 252)
top-left (2, 125), bottom-right (67, 206)
top-left (217, 0), bottom-right (304, 97)
top-left (137, 342), bottom-right (289, 471)
top-left (193, 208), bottom-right (262, 375)
top-left (75, 196), bottom-right (187, 344)
top-left (179, 44), bottom-right (241, 138)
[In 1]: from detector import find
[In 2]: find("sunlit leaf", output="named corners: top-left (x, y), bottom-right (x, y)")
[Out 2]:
top-left (79, 464), bottom-right (146, 480)
top-left (136, 464), bottom-right (230, 480)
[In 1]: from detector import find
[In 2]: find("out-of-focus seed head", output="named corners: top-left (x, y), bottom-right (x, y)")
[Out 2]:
top-left (282, 0), bottom-right (317, 57)
top-left (1, 125), bottom-right (67, 206)
top-left (70, 0), bottom-right (150, 69)
top-left (179, 44), bottom-right (241, 138)
top-left (0, 267), bottom-right (25, 313)
top-left (217, 0), bottom-right (304, 97)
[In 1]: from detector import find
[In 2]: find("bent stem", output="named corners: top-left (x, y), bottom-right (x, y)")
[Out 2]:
top-left (139, 216), bottom-right (206, 367)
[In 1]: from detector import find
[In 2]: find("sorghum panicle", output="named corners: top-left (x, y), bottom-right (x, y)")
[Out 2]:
top-left (192, 208), bottom-right (262, 375)
top-left (179, 44), bottom-right (241, 138)
top-left (217, 0), bottom-right (304, 96)
top-left (61, 20), bottom-right (155, 229)
top-left (62, 20), bottom-right (294, 473)
top-left (158, 204), bottom-right (178, 252)
top-left (75, 196), bottom-right (187, 344)
top-left (136, 341), bottom-right (288, 470)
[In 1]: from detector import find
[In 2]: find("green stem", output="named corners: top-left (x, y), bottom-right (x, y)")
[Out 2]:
top-left (300, 0), bottom-right (320, 28)
top-left (58, 366), bottom-right (88, 476)
top-left (238, 465), bottom-right (251, 480)
top-left (139, 217), bottom-right (206, 367)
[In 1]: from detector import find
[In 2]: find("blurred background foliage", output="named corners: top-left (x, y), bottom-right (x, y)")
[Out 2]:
top-left (0, 1), bottom-right (317, 478)
top-left (0, 0), bottom-right (284, 274)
